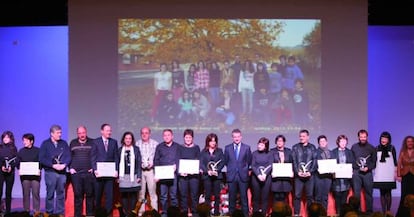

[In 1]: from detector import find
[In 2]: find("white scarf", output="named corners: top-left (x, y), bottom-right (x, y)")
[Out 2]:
top-left (119, 146), bottom-right (135, 182)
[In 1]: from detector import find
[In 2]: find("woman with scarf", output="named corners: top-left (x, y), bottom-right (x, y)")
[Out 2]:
top-left (331, 135), bottom-right (354, 215)
top-left (373, 131), bottom-right (397, 214)
top-left (118, 131), bottom-right (142, 215)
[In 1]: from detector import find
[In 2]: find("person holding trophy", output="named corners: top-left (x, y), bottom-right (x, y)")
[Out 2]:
top-left (200, 133), bottom-right (224, 216)
top-left (251, 137), bottom-right (273, 215)
top-left (351, 129), bottom-right (377, 214)
top-left (39, 125), bottom-right (71, 216)
top-left (291, 129), bottom-right (317, 216)
top-left (0, 131), bottom-right (18, 215)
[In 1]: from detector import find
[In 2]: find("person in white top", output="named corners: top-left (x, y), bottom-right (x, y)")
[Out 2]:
top-left (151, 63), bottom-right (172, 122)
top-left (135, 127), bottom-right (159, 215)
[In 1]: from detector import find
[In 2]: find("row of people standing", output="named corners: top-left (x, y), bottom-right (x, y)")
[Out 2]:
top-left (0, 124), bottom-right (142, 217)
top-left (0, 126), bottom-right (408, 217)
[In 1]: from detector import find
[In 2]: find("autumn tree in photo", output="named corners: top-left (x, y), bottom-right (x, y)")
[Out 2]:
top-left (118, 19), bottom-right (285, 64)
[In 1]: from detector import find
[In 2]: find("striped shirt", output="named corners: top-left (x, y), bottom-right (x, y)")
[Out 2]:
top-left (136, 138), bottom-right (158, 166)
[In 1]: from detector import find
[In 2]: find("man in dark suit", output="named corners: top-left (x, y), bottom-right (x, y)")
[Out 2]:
top-left (91, 123), bottom-right (120, 216)
top-left (224, 128), bottom-right (252, 217)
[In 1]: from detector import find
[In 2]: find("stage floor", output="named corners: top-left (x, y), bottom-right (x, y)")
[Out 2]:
top-left (8, 196), bottom-right (401, 217)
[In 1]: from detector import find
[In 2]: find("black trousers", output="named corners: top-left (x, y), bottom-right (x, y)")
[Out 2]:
top-left (95, 177), bottom-right (115, 214)
top-left (203, 177), bottom-right (221, 215)
top-left (333, 190), bottom-right (349, 214)
top-left (352, 172), bottom-right (373, 213)
top-left (228, 174), bottom-right (249, 217)
top-left (314, 175), bottom-right (332, 210)
top-left (251, 176), bottom-right (271, 213)
top-left (72, 172), bottom-right (95, 217)
top-left (0, 171), bottom-right (14, 214)
top-left (293, 176), bottom-right (314, 215)
top-left (178, 175), bottom-right (199, 214)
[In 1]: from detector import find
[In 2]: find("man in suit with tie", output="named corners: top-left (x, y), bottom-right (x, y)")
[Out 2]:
top-left (224, 128), bottom-right (252, 217)
top-left (91, 123), bottom-right (120, 216)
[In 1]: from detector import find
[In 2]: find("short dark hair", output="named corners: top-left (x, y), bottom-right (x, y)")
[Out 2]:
top-left (357, 129), bottom-right (368, 137)
top-left (163, 128), bottom-right (173, 135)
top-left (258, 137), bottom-right (270, 153)
top-left (317, 135), bottom-right (327, 144)
top-left (22, 133), bottom-right (35, 144)
top-left (183, 129), bottom-right (194, 138)
top-left (380, 131), bottom-right (392, 144)
top-left (232, 128), bottom-right (242, 134)
top-left (336, 134), bottom-right (348, 146)
top-left (299, 129), bottom-right (309, 135)
top-left (101, 123), bottom-right (110, 130)
top-left (275, 135), bottom-right (286, 144)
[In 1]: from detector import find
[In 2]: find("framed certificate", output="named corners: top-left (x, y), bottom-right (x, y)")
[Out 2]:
top-left (272, 163), bottom-right (293, 178)
top-left (155, 165), bottom-right (175, 180)
top-left (19, 162), bottom-right (40, 176)
top-left (335, 163), bottom-right (353, 179)
top-left (317, 159), bottom-right (337, 174)
top-left (96, 162), bottom-right (116, 177)
top-left (178, 159), bottom-right (200, 174)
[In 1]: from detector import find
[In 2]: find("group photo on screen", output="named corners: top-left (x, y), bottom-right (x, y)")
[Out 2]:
top-left (118, 19), bottom-right (321, 134)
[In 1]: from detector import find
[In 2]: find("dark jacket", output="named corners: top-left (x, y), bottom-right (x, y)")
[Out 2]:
top-left (271, 147), bottom-right (293, 192)
top-left (200, 148), bottom-right (225, 180)
top-left (291, 142), bottom-right (317, 176)
top-left (91, 137), bottom-right (120, 171)
top-left (224, 142), bottom-right (252, 182)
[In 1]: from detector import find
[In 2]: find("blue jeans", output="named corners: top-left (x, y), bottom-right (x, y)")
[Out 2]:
top-left (45, 170), bottom-right (67, 215)
top-left (159, 177), bottom-right (178, 214)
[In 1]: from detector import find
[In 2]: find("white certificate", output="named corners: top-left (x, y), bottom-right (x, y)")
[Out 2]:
top-left (334, 163), bottom-right (353, 178)
top-left (155, 165), bottom-right (175, 180)
top-left (317, 159), bottom-right (337, 174)
top-left (96, 162), bottom-right (116, 177)
top-left (178, 159), bottom-right (200, 174)
top-left (272, 163), bottom-right (293, 178)
top-left (19, 162), bottom-right (40, 176)
top-left (373, 152), bottom-right (395, 182)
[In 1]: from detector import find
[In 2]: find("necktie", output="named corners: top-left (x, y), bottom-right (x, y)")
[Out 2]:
top-left (104, 140), bottom-right (108, 152)
top-left (234, 144), bottom-right (239, 160)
